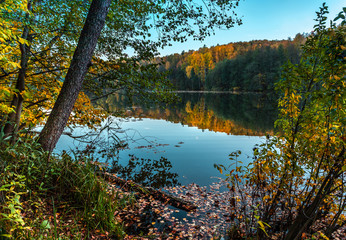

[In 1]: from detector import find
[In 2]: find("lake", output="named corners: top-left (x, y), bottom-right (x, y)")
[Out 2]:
top-left (56, 92), bottom-right (277, 188)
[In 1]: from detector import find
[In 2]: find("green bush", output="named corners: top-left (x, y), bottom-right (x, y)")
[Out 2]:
top-left (0, 132), bottom-right (129, 239)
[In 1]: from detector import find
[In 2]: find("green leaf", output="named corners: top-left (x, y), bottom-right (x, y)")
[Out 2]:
top-left (40, 220), bottom-right (51, 230)
top-left (1, 234), bottom-right (12, 238)
top-left (342, 165), bottom-right (346, 172)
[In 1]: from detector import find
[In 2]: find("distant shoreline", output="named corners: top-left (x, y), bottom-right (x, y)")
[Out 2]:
top-left (170, 90), bottom-right (270, 94)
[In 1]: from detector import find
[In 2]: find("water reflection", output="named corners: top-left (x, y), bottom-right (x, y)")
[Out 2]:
top-left (56, 93), bottom-right (275, 187)
top-left (67, 122), bottom-right (180, 188)
top-left (109, 155), bottom-right (179, 188)
top-left (99, 92), bottom-right (276, 136)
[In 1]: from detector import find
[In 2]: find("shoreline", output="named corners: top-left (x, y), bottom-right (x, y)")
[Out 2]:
top-left (170, 90), bottom-right (271, 94)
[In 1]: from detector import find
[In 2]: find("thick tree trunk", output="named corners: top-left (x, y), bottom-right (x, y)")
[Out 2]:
top-left (38, 0), bottom-right (112, 152)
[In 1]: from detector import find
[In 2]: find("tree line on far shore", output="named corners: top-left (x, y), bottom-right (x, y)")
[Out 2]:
top-left (159, 34), bottom-right (306, 92)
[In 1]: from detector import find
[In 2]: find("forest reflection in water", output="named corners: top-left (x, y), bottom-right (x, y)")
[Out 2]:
top-left (57, 93), bottom-right (277, 188)
top-left (99, 92), bottom-right (277, 136)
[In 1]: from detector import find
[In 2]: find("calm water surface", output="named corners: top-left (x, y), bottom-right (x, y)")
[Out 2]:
top-left (56, 93), bottom-right (276, 187)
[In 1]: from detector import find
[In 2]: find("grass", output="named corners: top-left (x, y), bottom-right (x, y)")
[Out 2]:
top-left (0, 132), bottom-right (133, 239)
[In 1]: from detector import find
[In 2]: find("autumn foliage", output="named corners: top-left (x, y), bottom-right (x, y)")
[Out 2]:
top-left (217, 5), bottom-right (346, 239)
top-left (159, 38), bottom-right (305, 92)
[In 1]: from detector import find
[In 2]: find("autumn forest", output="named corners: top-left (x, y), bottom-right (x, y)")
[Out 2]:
top-left (159, 36), bottom-right (305, 92)
top-left (0, 1), bottom-right (345, 239)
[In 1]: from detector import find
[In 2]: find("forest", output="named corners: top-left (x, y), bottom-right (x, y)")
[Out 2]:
top-left (0, 0), bottom-right (345, 239)
top-left (158, 36), bottom-right (305, 92)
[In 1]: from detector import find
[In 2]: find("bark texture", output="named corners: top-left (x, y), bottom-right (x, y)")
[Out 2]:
top-left (38, 0), bottom-right (112, 152)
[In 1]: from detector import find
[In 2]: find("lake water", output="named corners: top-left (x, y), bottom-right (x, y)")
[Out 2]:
top-left (56, 93), bottom-right (276, 187)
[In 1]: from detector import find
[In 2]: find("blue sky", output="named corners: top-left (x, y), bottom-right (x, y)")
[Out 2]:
top-left (159, 0), bottom-right (345, 56)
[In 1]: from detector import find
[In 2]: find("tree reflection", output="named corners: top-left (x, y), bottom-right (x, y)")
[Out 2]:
top-left (109, 155), bottom-right (180, 188)
top-left (98, 92), bottom-right (276, 136)
top-left (67, 120), bottom-right (180, 189)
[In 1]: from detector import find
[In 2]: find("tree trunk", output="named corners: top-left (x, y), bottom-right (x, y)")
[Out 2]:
top-left (284, 148), bottom-right (345, 240)
top-left (38, 0), bottom-right (112, 152)
top-left (4, 32), bottom-right (28, 138)
top-left (101, 172), bottom-right (198, 212)
top-left (4, 2), bottom-right (32, 141)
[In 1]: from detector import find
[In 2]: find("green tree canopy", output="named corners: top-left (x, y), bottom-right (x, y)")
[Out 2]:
top-left (0, 0), bottom-right (243, 148)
